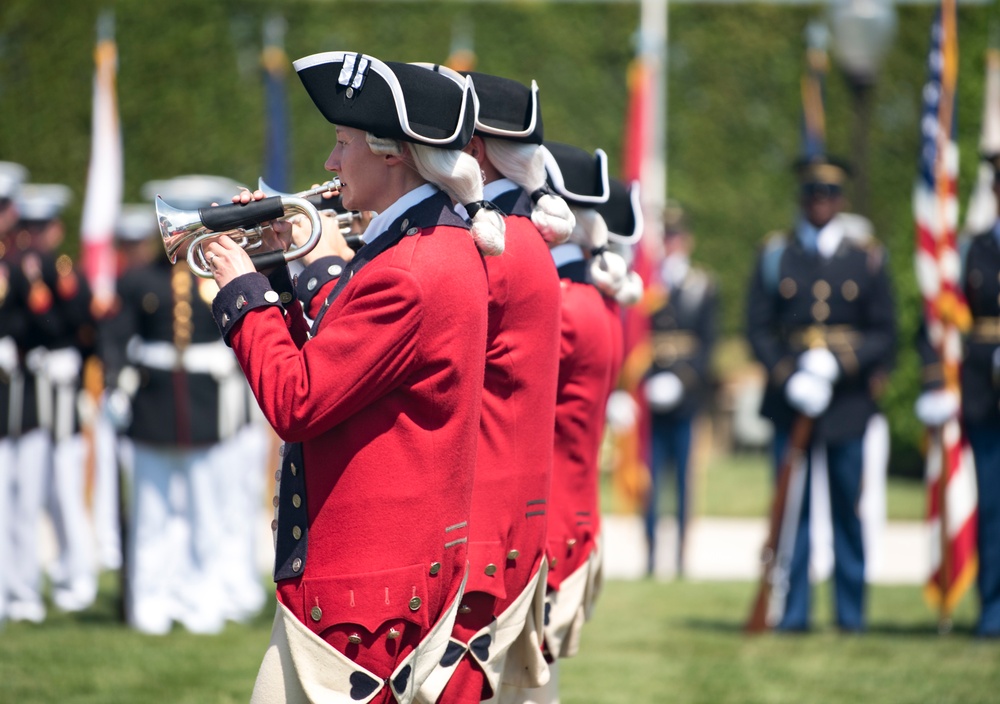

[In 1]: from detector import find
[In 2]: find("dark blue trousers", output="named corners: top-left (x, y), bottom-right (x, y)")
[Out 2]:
top-left (965, 423), bottom-right (1000, 637)
top-left (646, 414), bottom-right (692, 575)
top-left (772, 429), bottom-right (866, 631)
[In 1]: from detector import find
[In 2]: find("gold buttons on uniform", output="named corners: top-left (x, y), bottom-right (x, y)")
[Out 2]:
top-left (280, 292), bottom-right (293, 304)
top-left (811, 301), bottom-right (830, 322)
top-left (458, 604), bottom-right (472, 614)
top-left (310, 606), bottom-right (323, 622)
top-left (812, 280), bottom-right (831, 300)
top-left (348, 633), bottom-right (362, 644)
top-left (550, 558), bottom-right (558, 568)
top-left (387, 628), bottom-right (401, 640)
top-left (292, 526), bottom-right (302, 540)
top-left (290, 463), bottom-right (297, 476)
top-left (272, 496), bottom-right (279, 507)
top-left (842, 280), bottom-right (859, 301)
top-left (292, 558), bottom-right (302, 572)
top-left (429, 562), bottom-right (441, 575)
top-left (274, 469), bottom-right (281, 482)
top-left (506, 550), bottom-right (520, 560)
top-left (292, 494), bottom-right (301, 508)
top-left (484, 564), bottom-right (497, 576)
top-left (567, 539), bottom-right (577, 547)
top-left (409, 596), bottom-right (422, 611)
top-left (779, 278), bottom-right (797, 299)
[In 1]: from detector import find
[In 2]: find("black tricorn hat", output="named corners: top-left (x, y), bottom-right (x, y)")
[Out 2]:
top-left (543, 141), bottom-right (610, 206)
top-left (794, 154), bottom-right (852, 186)
top-left (294, 51), bottom-right (477, 150)
top-left (597, 178), bottom-right (643, 245)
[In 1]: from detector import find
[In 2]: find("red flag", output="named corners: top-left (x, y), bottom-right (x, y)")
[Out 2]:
top-left (913, 1), bottom-right (977, 621)
top-left (80, 11), bottom-right (123, 314)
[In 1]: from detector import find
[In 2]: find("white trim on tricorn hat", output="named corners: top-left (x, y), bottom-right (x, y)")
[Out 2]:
top-left (542, 142), bottom-right (610, 206)
top-left (0, 162), bottom-right (28, 200)
top-left (598, 178), bottom-right (643, 245)
top-left (414, 64), bottom-right (542, 144)
top-left (294, 51), bottom-right (477, 149)
top-left (17, 183), bottom-right (72, 222)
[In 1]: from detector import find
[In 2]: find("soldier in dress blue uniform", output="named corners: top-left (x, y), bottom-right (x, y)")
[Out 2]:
top-left (640, 204), bottom-right (718, 578)
top-left (915, 152), bottom-right (1000, 638)
top-left (746, 155), bottom-right (896, 631)
top-left (102, 175), bottom-right (246, 635)
top-left (5, 183), bottom-right (98, 621)
top-left (0, 160), bottom-right (29, 627)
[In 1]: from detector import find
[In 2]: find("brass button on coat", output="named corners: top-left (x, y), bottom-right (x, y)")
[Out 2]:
top-left (292, 526), bottom-right (302, 540)
top-left (387, 628), bottom-right (401, 640)
top-left (506, 550), bottom-right (520, 560)
top-left (310, 606), bottom-right (322, 622)
top-left (484, 563), bottom-right (497, 576)
top-left (409, 596), bottom-right (422, 611)
top-left (429, 562), bottom-right (441, 575)
top-left (348, 633), bottom-right (362, 644)
top-left (290, 462), bottom-right (297, 476)
top-left (292, 558), bottom-right (302, 572)
top-left (292, 494), bottom-right (302, 508)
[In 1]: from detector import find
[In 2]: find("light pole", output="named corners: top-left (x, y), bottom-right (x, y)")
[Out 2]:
top-left (828, 0), bottom-right (897, 218)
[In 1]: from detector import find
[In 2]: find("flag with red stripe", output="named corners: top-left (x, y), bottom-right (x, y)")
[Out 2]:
top-left (80, 11), bottom-right (123, 312)
top-left (913, 2), bottom-right (978, 620)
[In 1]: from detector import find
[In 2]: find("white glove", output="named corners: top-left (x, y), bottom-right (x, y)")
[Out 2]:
top-left (0, 336), bottom-right (18, 376)
top-left (103, 388), bottom-right (133, 432)
top-left (645, 372), bottom-right (684, 413)
top-left (798, 347), bottom-right (840, 383)
top-left (785, 371), bottom-right (833, 418)
top-left (606, 390), bottom-right (639, 432)
top-left (914, 389), bottom-right (960, 427)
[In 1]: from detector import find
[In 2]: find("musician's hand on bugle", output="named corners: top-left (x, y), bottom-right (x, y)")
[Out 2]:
top-left (203, 232), bottom-right (256, 289)
top-left (230, 188), bottom-right (293, 255)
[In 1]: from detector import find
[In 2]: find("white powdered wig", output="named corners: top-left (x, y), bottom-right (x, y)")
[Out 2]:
top-left (615, 271), bottom-right (644, 306)
top-left (366, 133), bottom-right (506, 256)
top-left (485, 139), bottom-right (574, 244)
top-left (570, 207), bottom-right (628, 297)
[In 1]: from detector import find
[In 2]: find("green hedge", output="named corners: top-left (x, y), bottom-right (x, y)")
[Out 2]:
top-left (2, 0), bottom-right (999, 474)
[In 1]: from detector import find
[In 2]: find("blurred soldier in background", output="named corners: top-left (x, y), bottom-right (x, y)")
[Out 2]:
top-left (101, 174), bottom-right (248, 635)
top-left (746, 155), bottom-right (896, 632)
top-left (915, 152), bottom-right (1000, 639)
top-left (7, 182), bottom-right (98, 621)
top-left (0, 160), bottom-right (29, 627)
top-left (638, 202), bottom-right (717, 578)
top-left (91, 203), bottom-right (162, 576)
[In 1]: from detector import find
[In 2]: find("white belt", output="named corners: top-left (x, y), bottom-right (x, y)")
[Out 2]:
top-left (25, 346), bottom-right (83, 440)
top-left (126, 338), bottom-right (237, 378)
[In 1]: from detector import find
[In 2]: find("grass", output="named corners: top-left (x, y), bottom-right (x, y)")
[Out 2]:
top-left (600, 447), bottom-right (928, 522)
top-left (3, 575), bottom-right (996, 703)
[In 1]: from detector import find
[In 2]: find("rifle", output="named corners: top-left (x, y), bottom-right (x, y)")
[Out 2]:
top-left (745, 413), bottom-right (814, 633)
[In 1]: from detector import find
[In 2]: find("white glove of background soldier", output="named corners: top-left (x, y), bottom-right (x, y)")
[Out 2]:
top-left (606, 390), bottom-right (639, 432)
top-left (644, 372), bottom-right (684, 413)
top-left (798, 347), bottom-right (840, 383)
top-left (914, 389), bottom-right (959, 427)
top-left (785, 371), bottom-right (833, 418)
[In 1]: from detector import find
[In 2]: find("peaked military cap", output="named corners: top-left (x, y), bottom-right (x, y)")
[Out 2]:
top-left (17, 183), bottom-right (72, 222)
top-left (598, 178), bottom-right (643, 245)
top-left (794, 154), bottom-right (852, 186)
top-left (293, 51), bottom-right (477, 150)
top-left (141, 174), bottom-right (247, 210)
top-left (0, 162), bottom-right (28, 201)
top-left (115, 203), bottom-right (158, 243)
top-left (543, 141), bottom-right (610, 206)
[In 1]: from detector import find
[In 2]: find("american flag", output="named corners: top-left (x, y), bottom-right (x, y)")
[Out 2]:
top-left (912, 2), bottom-right (978, 624)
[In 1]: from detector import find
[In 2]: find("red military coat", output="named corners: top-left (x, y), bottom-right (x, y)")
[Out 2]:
top-left (546, 253), bottom-right (616, 590)
top-left (440, 188), bottom-right (561, 701)
top-left (215, 192), bottom-right (488, 679)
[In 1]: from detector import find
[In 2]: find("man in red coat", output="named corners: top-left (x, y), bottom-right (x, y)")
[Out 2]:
top-left (203, 51), bottom-right (505, 704)
top-left (410, 68), bottom-right (574, 704)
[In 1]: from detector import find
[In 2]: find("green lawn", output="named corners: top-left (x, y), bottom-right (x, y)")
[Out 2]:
top-left (601, 450), bottom-right (928, 522)
top-left (2, 575), bottom-right (996, 703)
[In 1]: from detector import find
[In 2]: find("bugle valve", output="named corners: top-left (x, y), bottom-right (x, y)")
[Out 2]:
top-left (258, 177), bottom-right (364, 251)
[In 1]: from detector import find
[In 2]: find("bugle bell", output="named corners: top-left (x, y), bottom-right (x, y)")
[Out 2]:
top-left (156, 183), bottom-right (337, 278)
top-left (258, 177), bottom-right (364, 252)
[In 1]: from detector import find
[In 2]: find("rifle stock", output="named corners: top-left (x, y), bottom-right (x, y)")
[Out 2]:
top-left (745, 414), bottom-right (814, 633)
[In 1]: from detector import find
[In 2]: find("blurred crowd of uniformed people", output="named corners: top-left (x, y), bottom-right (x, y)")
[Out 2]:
top-left (0, 164), bottom-right (268, 634)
